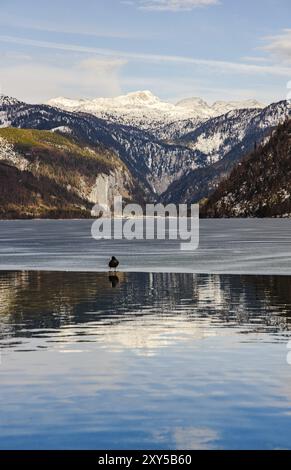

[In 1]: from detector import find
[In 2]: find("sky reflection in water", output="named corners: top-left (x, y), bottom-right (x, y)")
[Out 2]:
top-left (0, 271), bottom-right (291, 450)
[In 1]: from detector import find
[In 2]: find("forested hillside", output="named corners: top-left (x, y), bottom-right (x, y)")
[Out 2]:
top-left (202, 120), bottom-right (291, 218)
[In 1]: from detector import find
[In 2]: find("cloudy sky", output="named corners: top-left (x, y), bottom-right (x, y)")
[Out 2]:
top-left (0, 0), bottom-right (290, 104)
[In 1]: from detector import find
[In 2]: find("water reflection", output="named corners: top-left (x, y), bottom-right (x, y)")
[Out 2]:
top-left (0, 271), bottom-right (290, 351)
top-left (108, 274), bottom-right (119, 288)
top-left (0, 271), bottom-right (291, 450)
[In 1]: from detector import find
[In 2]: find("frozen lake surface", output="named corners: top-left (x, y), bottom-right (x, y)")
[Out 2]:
top-left (0, 219), bottom-right (291, 275)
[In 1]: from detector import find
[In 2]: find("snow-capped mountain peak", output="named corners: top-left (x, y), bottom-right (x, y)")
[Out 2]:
top-left (211, 99), bottom-right (264, 114)
top-left (49, 90), bottom-right (160, 111)
top-left (0, 94), bottom-right (22, 107)
top-left (47, 91), bottom-right (265, 130)
top-left (48, 96), bottom-right (87, 110)
top-left (1, 93), bottom-right (288, 199)
top-left (176, 97), bottom-right (209, 109)
top-left (113, 90), bottom-right (159, 104)
top-left (0, 95), bottom-right (24, 128)
top-left (176, 96), bottom-right (264, 114)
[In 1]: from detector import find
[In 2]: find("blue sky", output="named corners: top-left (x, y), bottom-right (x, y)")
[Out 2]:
top-left (0, 0), bottom-right (290, 103)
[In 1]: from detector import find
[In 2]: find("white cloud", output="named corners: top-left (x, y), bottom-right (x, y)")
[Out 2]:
top-left (126, 0), bottom-right (219, 11)
top-left (261, 29), bottom-right (291, 63)
top-left (0, 35), bottom-right (290, 78)
top-left (77, 57), bottom-right (127, 74)
top-left (0, 57), bottom-right (126, 103)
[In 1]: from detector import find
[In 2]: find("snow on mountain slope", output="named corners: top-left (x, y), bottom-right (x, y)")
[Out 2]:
top-left (48, 91), bottom-right (265, 131)
top-left (0, 135), bottom-right (29, 170)
top-left (179, 100), bottom-right (290, 165)
top-left (1, 94), bottom-right (288, 200)
top-left (0, 95), bottom-right (24, 128)
top-left (1, 98), bottom-right (199, 194)
top-left (202, 120), bottom-right (291, 218)
top-left (0, 95), bottom-right (22, 107)
top-left (48, 91), bottom-right (207, 129)
top-left (211, 99), bottom-right (264, 115)
top-left (161, 100), bottom-right (291, 204)
top-left (180, 108), bottom-right (262, 164)
top-left (0, 127), bottom-right (146, 218)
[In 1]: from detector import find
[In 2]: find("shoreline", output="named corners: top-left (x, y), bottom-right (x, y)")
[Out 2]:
top-left (0, 268), bottom-right (291, 277)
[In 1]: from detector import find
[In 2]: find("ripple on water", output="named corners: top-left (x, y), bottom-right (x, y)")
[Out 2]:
top-left (0, 271), bottom-right (291, 450)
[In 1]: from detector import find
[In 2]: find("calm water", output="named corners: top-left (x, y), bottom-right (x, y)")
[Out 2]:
top-left (0, 271), bottom-right (291, 450)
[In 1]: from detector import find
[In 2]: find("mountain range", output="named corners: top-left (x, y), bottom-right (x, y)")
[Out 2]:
top-left (48, 91), bottom-right (264, 130)
top-left (0, 91), bottom-right (290, 218)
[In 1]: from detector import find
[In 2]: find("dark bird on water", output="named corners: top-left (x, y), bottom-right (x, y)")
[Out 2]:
top-left (109, 256), bottom-right (119, 271)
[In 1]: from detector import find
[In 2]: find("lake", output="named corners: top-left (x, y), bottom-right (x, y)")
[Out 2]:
top-left (1, 218), bottom-right (291, 274)
top-left (1, 219), bottom-right (291, 450)
top-left (0, 270), bottom-right (291, 450)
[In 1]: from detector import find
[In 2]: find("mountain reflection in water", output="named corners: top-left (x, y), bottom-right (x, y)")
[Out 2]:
top-left (0, 271), bottom-right (290, 348)
top-left (0, 271), bottom-right (291, 450)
